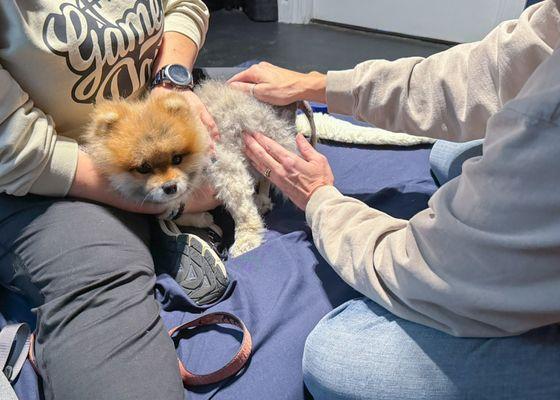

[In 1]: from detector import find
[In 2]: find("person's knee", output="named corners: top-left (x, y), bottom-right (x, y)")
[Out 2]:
top-left (303, 298), bottom-right (459, 400)
top-left (19, 200), bottom-right (155, 301)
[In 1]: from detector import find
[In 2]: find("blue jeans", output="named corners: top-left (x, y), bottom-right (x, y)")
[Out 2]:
top-left (303, 298), bottom-right (560, 399)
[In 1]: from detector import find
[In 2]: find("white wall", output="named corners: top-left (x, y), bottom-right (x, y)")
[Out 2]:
top-left (278, 0), bottom-right (313, 24)
top-left (282, 0), bottom-right (527, 42)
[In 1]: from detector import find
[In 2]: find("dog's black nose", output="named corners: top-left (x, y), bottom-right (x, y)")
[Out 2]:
top-left (162, 183), bottom-right (177, 195)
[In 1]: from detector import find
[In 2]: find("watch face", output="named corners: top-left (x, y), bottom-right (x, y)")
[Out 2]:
top-left (167, 64), bottom-right (191, 86)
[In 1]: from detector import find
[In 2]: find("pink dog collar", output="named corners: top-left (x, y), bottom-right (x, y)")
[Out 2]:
top-left (169, 312), bottom-right (252, 386)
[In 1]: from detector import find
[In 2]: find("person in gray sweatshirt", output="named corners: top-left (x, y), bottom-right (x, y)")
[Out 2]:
top-left (233, 1), bottom-right (560, 398)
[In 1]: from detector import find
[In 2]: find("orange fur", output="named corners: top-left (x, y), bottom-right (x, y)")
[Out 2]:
top-left (84, 92), bottom-right (210, 204)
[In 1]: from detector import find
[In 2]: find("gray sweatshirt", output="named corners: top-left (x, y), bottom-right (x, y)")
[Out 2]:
top-left (0, 0), bottom-right (209, 196)
top-left (309, 0), bottom-right (560, 337)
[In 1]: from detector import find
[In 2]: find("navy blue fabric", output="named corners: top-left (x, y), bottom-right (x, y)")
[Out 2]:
top-left (1, 137), bottom-right (437, 399)
top-left (525, 0), bottom-right (543, 7)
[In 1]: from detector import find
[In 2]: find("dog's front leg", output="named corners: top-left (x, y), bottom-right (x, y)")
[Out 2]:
top-left (210, 161), bottom-right (265, 258)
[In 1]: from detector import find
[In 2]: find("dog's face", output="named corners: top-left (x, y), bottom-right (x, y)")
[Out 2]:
top-left (85, 93), bottom-right (209, 204)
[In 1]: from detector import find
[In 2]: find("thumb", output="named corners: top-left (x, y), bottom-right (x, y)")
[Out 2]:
top-left (296, 133), bottom-right (317, 162)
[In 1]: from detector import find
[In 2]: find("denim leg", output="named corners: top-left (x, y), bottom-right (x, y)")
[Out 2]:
top-left (0, 195), bottom-right (183, 400)
top-left (303, 298), bottom-right (560, 400)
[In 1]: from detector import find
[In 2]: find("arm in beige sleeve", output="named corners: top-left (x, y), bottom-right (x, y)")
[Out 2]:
top-left (308, 45), bottom-right (560, 337)
top-left (326, 0), bottom-right (560, 141)
top-left (162, 0), bottom-right (210, 49)
top-left (0, 64), bottom-right (78, 197)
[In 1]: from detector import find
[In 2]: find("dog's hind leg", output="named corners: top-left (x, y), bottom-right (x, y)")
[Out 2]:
top-left (209, 160), bottom-right (265, 258)
top-left (255, 179), bottom-right (273, 214)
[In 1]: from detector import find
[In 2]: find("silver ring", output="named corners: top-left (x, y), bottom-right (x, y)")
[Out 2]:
top-left (250, 83), bottom-right (257, 98)
top-left (264, 168), bottom-right (271, 178)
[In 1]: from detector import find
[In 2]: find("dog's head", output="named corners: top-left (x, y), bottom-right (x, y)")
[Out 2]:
top-left (85, 92), bottom-right (210, 204)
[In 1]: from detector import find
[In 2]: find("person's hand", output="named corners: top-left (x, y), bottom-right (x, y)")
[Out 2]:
top-left (244, 132), bottom-right (334, 210)
top-left (151, 87), bottom-right (220, 152)
top-left (185, 183), bottom-right (221, 213)
top-left (228, 62), bottom-right (326, 106)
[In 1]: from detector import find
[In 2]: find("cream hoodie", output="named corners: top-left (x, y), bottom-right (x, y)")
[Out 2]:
top-left (310, 0), bottom-right (560, 337)
top-left (0, 0), bottom-right (209, 196)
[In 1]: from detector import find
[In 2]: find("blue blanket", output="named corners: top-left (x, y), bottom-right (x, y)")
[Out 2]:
top-left (2, 138), bottom-right (437, 399)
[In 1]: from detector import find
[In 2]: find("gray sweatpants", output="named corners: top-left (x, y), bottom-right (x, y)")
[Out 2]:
top-left (0, 194), bottom-right (184, 400)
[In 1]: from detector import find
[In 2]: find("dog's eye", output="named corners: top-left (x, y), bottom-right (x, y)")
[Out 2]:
top-left (171, 155), bottom-right (183, 165)
top-left (135, 162), bottom-right (153, 174)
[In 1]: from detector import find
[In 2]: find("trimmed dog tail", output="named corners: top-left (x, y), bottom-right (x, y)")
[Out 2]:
top-left (295, 112), bottom-right (435, 147)
top-left (297, 101), bottom-right (317, 147)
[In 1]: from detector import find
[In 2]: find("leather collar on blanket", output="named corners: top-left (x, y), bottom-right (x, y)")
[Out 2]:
top-left (169, 312), bottom-right (252, 387)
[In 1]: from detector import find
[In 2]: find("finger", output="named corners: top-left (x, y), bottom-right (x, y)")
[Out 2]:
top-left (296, 133), bottom-right (319, 162)
top-left (243, 134), bottom-right (283, 172)
top-left (230, 82), bottom-right (272, 103)
top-left (229, 81), bottom-right (255, 95)
top-left (280, 155), bottom-right (298, 174)
top-left (246, 147), bottom-right (283, 181)
top-left (227, 66), bottom-right (263, 84)
top-left (201, 113), bottom-right (220, 141)
top-left (253, 132), bottom-right (306, 168)
top-left (199, 115), bottom-right (218, 155)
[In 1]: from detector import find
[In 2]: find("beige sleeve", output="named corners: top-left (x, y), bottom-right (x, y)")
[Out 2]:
top-left (0, 64), bottom-right (78, 197)
top-left (326, 0), bottom-right (560, 141)
top-left (307, 43), bottom-right (560, 337)
top-left (163, 0), bottom-right (210, 49)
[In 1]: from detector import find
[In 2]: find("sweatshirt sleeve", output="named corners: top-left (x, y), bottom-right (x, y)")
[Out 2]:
top-left (0, 64), bottom-right (79, 197)
top-left (163, 0), bottom-right (210, 49)
top-left (307, 43), bottom-right (560, 337)
top-left (326, 0), bottom-right (560, 141)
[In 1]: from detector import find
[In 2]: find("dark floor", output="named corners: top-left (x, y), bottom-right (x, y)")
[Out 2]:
top-left (198, 9), bottom-right (452, 72)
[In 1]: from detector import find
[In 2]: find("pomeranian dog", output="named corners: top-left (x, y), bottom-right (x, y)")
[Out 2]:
top-left (84, 80), bottom-right (315, 257)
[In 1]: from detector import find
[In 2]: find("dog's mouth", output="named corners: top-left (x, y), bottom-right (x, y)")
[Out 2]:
top-left (146, 191), bottom-right (185, 204)
top-left (145, 180), bottom-right (190, 204)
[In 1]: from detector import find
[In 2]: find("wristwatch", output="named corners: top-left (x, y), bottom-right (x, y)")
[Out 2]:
top-left (150, 64), bottom-right (194, 90)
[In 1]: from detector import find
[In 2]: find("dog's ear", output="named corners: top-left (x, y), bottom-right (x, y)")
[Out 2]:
top-left (160, 93), bottom-right (193, 116)
top-left (90, 102), bottom-right (123, 135)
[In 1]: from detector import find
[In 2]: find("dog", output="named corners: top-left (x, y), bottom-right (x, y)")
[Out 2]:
top-left (84, 80), bottom-right (316, 257)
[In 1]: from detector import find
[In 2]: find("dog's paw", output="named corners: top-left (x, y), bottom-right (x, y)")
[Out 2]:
top-left (160, 202), bottom-right (185, 220)
top-left (229, 232), bottom-right (263, 257)
top-left (255, 195), bottom-right (274, 214)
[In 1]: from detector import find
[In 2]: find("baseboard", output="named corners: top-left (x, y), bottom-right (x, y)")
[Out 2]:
top-left (311, 19), bottom-right (459, 46)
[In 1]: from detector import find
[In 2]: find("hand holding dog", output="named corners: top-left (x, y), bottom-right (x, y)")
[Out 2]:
top-left (244, 133), bottom-right (334, 210)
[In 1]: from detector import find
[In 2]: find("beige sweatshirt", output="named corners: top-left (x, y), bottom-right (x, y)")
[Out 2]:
top-left (310, 0), bottom-right (560, 337)
top-left (0, 0), bottom-right (209, 196)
